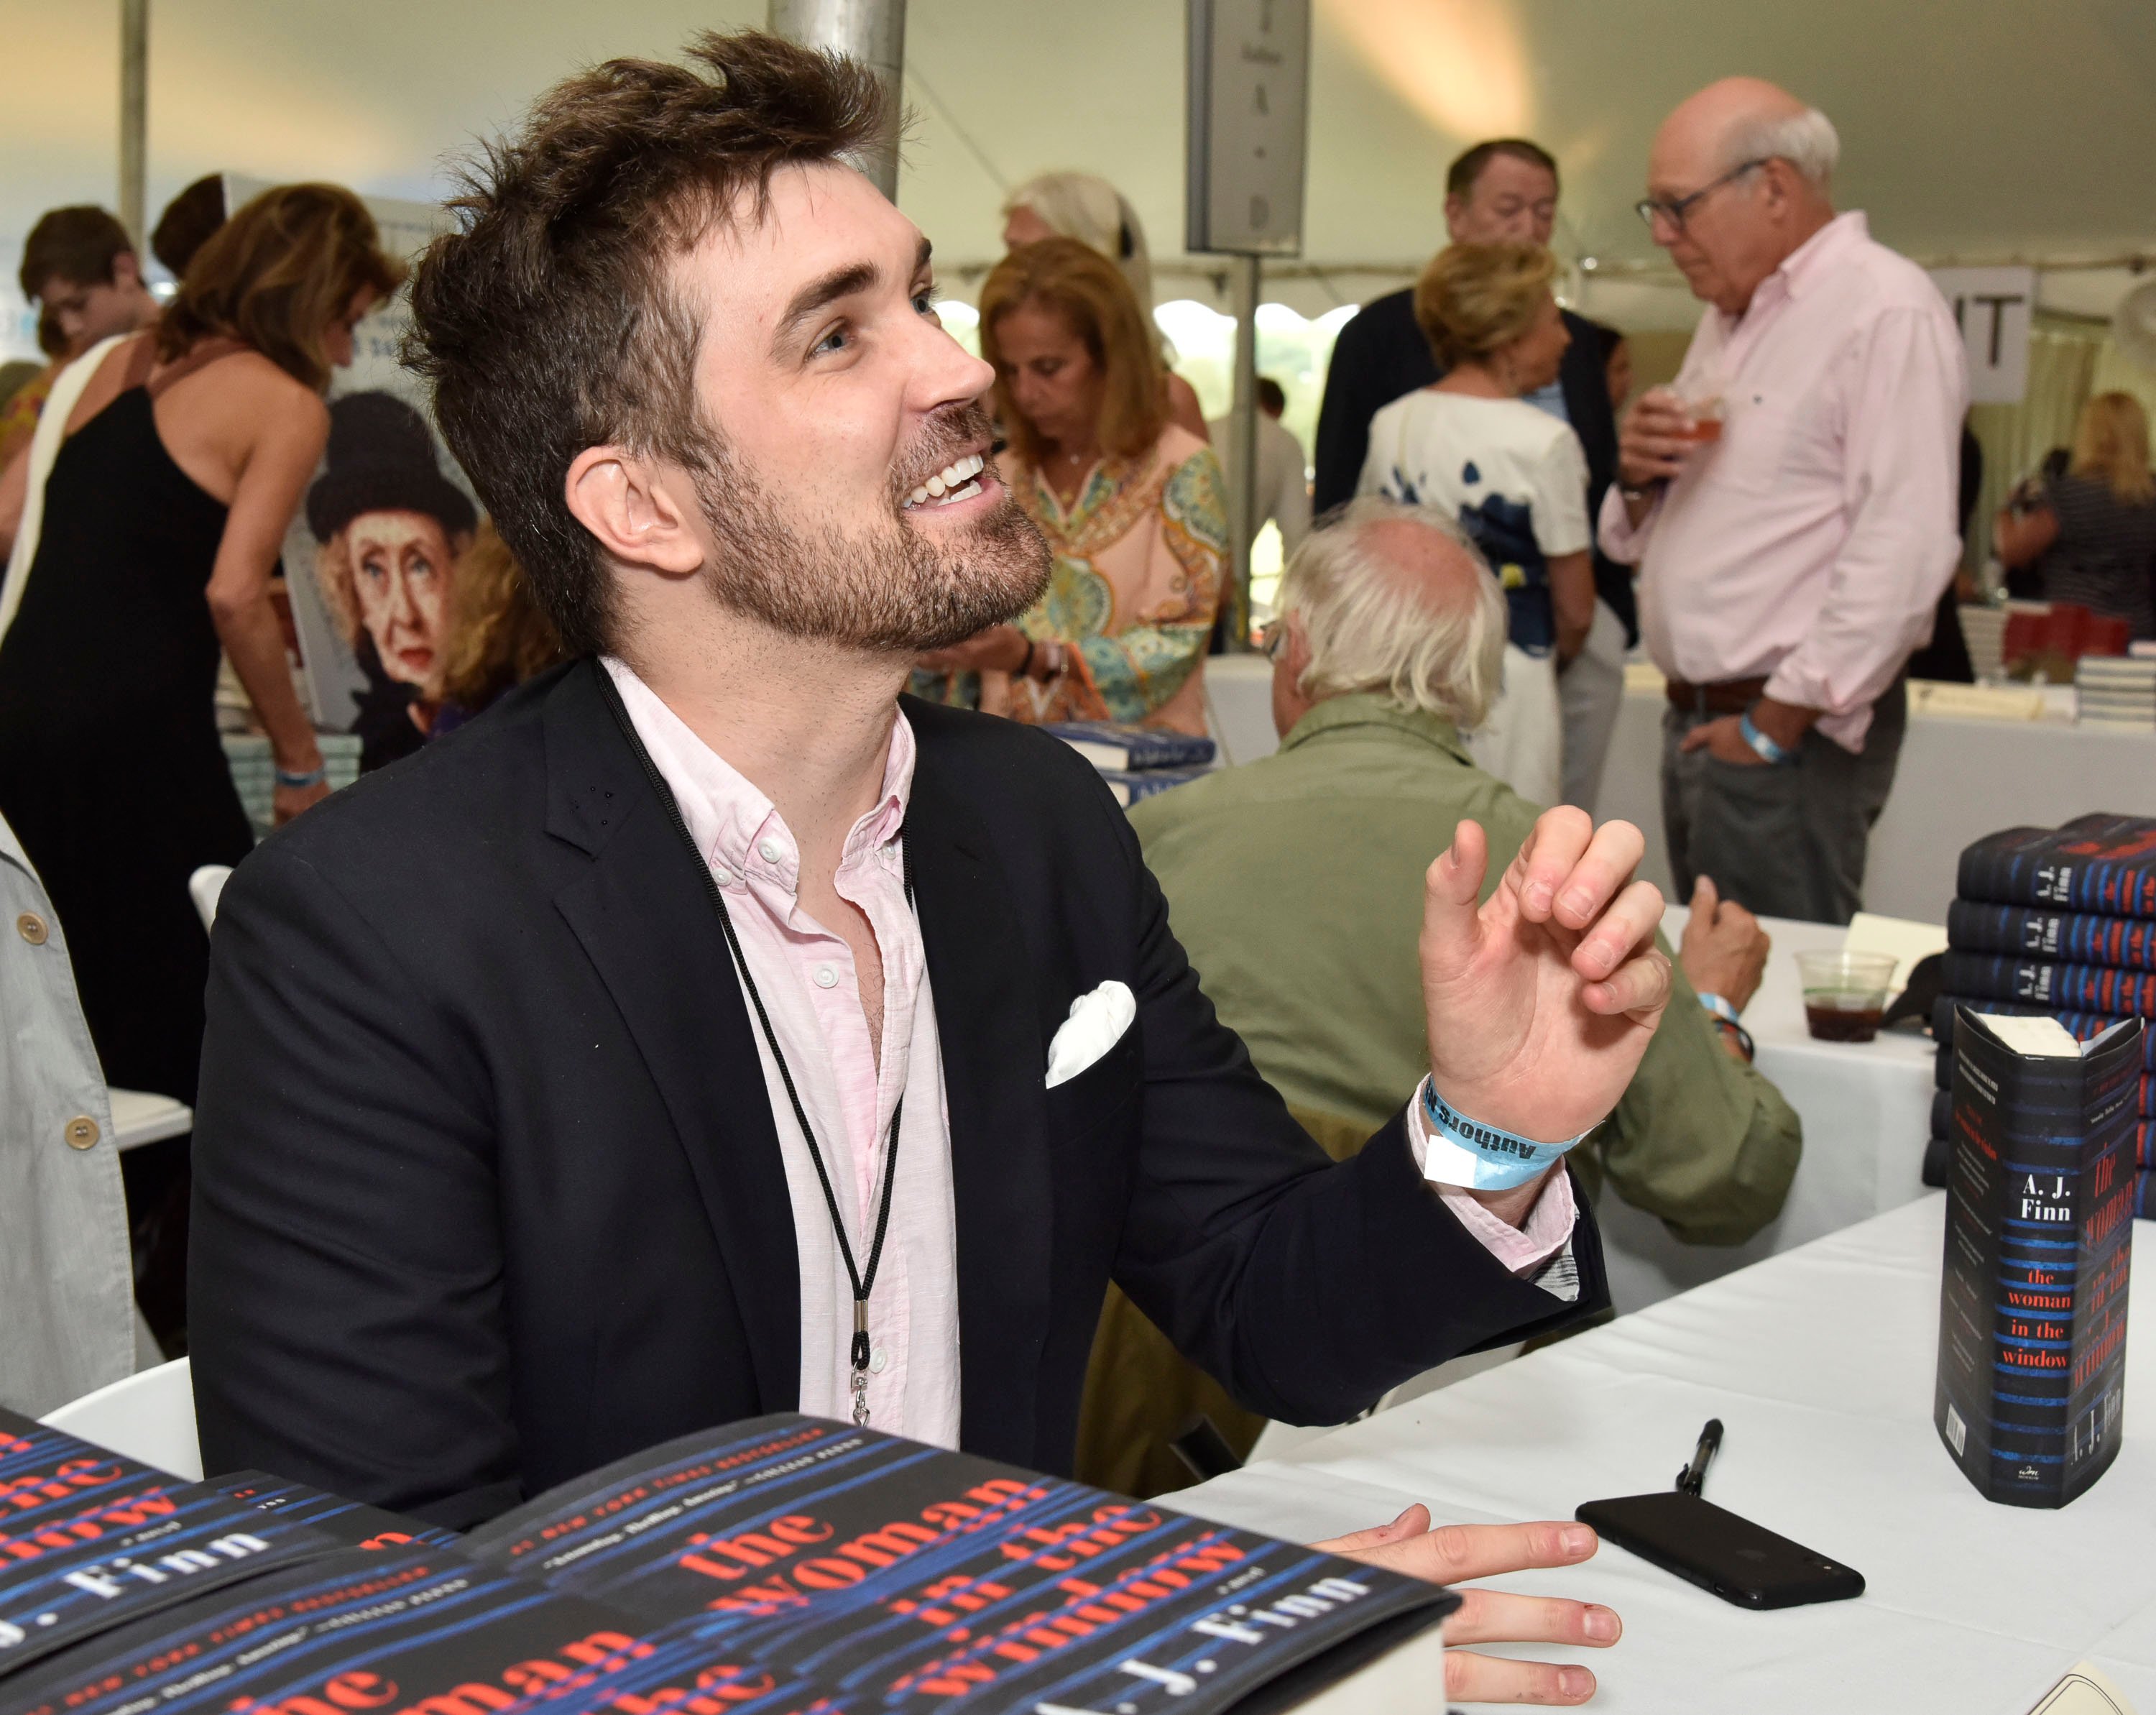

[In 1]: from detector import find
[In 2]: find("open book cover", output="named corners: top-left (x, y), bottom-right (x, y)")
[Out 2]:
top-left (461, 1413), bottom-right (1456, 1714)
top-left (0, 1410), bottom-right (336, 1678)
top-left (2, 1413), bottom-right (1452, 1715)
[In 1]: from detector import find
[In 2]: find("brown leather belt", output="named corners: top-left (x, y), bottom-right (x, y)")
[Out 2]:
top-left (1664, 675), bottom-right (1769, 717)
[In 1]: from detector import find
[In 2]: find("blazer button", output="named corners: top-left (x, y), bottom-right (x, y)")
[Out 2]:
top-left (17, 911), bottom-right (48, 944)
top-left (64, 1115), bottom-right (101, 1150)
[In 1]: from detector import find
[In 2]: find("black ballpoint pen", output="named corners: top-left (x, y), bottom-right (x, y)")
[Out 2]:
top-left (1676, 1417), bottom-right (1724, 1496)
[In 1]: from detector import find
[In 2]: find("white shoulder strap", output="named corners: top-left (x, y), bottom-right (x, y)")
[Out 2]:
top-left (0, 334), bottom-right (130, 652)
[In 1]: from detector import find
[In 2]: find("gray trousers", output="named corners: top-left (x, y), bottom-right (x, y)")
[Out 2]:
top-left (1559, 599), bottom-right (1628, 815)
top-left (1660, 678), bottom-right (1907, 927)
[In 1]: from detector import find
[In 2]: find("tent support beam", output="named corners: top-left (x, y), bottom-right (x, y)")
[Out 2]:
top-left (119, 0), bottom-right (147, 254)
top-left (767, 0), bottom-right (907, 201)
top-left (1222, 252), bottom-right (1260, 648)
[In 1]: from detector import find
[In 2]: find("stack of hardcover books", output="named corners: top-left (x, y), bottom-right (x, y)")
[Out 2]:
top-left (1927, 814), bottom-right (2156, 1223)
top-left (2074, 653), bottom-right (2156, 730)
top-left (1041, 720), bottom-right (1216, 807)
top-left (0, 1408), bottom-right (1452, 1715)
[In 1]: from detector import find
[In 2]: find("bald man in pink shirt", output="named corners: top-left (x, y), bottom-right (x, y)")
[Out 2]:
top-left (1600, 78), bottom-right (1966, 925)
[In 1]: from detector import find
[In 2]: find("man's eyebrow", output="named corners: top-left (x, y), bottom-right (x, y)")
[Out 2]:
top-left (772, 240), bottom-right (934, 357)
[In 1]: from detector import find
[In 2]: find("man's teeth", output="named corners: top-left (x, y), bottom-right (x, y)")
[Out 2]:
top-left (905, 453), bottom-right (987, 510)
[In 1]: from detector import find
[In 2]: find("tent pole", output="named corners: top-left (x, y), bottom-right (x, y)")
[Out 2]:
top-left (119, 0), bottom-right (148, 254)
top-left (1222, 252), bottom-right (1260, 649)
top-left (766, 0), bottom-right (907, 201)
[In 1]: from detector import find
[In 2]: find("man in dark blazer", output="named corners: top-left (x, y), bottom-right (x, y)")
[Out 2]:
top-left (1312, 139), bottom-right (1634, 813)
top-left (190, 35), bottom-right (1664, 1705)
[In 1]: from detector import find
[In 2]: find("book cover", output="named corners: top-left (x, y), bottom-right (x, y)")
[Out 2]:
top-left (1934, 1011), bottom-right (2143, 1507)
top-left (463, 1413), bottom-right (1455, 1715)
top-left (0, 1410), bottom-right (336, 1680)
top-left (0, 1546), bottom-right (783, 1715)
top-left (208, 1471), bottom-right (462, 1553)
top-left (1931, 995), bottom-right (2156, 1072)
top-left (1102, 766), bottom-right (1209, 809)
top-left (1948, 901), bottom-right (2156, 973)
top-left (1930, 1088), bottom-right (2153, 1165)
top-left (1940, 953), bottom-right (2156, 1018)
top-left (1042, 722), bottom-right (1217, 773)
top-left (1956, 815), bottom-right (2156, 919)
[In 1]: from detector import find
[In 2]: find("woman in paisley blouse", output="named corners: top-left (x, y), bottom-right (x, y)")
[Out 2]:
top-left (916, 236), bottom-right (1227, 735)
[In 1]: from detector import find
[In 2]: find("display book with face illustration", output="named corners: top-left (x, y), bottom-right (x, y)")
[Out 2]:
top-left (2, 1412), bottom-right (1455, 1715)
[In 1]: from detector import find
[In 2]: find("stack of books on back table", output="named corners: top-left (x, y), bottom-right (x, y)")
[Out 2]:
top-left (1926, 813), bottom-right (2156, 1221)
top-left (1041, 720), bottom-right (1215, 807)
top-left (2075, 650), bottom-right (2156, 730)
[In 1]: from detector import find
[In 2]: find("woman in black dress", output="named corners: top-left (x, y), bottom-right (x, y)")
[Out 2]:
top-left (0, 183), bottom-right (402, 1344)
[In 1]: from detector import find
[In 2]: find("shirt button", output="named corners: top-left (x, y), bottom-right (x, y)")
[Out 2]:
top-left (63, 1115), bottom-right (100, 1151)
top-left (17, 911), bottom-right (48, 945)
top-left (869, 1346), bottom-right (888, 1374)
top-left (711, 865), bottom-right (734, 886)
top-left (757, 838), bottom-right (783, 864)
top-left (814, 965), bottom-right (839, 990)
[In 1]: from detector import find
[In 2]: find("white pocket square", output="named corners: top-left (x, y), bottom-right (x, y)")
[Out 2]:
top-left (1046, 980), bottom-right (1136, 1088)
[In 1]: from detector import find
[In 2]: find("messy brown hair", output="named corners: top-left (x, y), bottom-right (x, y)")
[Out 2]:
top-left (402, 31), bottom-right (891, 658)
top-left (159, 183), bottom-right (405, 391)
top-left (438, 523), bottom-right (566, 709)
top-left (980, 236), bottom-right (1168, 468)
top-left (1412, 242), bottom-right (1557, 372)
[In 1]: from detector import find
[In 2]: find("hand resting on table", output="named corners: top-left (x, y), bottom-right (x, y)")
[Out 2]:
top-left (1317, 1507), bottom-right (1618, 1705)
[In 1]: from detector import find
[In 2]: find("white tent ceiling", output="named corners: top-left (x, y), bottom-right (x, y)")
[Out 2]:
top-left (4, 0), bottom-right (2155, 331)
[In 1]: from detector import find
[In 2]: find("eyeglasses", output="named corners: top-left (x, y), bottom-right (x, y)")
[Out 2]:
top-left (1259, 619), bottom-right (1289, 661)
top-left (1635, 160), bottom-right (1767, 236)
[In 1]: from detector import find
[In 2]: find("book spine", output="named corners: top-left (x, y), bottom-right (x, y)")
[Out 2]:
top-left (1940, 955), bottom-right (2156, 1019)
top-left (1947, 901), bottom-right (2156, 972)
top-left (1956, 835), bottom-right (2156, 919)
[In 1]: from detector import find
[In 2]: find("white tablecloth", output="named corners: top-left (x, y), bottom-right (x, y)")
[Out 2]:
top-left (1168, 1195), bottom-right (2155, 1714)
top-left (1597, 685), bottom-right (2156, 923)
top-left (1598, 905), bottom-right (1936, 1313)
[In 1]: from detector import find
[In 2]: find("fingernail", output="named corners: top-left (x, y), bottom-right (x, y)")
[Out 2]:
top-left (1526, 881), bottom-right (1553, 913)
top-left (1562, 1525), bottom-right (1595, 1555)
top-left (1392, 1505), bottom-right (1418, 1528)
top-left (1584, 1606), bottom-right (1620, 1642)
top-left (1560, 888), bottom-right (1594, 918)
top-left (1561, 1667), bottom-right (1596, 1701)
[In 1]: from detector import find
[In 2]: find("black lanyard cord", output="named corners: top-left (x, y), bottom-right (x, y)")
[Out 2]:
top-left (600, 672), bottom-right (913, 1394)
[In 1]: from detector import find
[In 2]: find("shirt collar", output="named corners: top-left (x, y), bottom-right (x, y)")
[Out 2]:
top-left (1754, 209), bottom-right (1867, 311)
top-left (601, 656), bottom-right (913, 895)
top-left (1276, 692), bottom-right (1473, 765)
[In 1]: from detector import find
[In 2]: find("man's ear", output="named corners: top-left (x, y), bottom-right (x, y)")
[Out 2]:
top-left (113, 252), bottom-right (142, 291)
top-left (563, 447), bottom-right (705, 579)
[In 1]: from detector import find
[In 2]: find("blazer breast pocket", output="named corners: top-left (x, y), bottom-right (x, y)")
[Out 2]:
top-left (1043, 1017), bottom-right (1143, 1143)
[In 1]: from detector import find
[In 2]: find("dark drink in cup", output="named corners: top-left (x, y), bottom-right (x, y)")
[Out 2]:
top-left (1797, 951), bottom-right (1898, 1044)
top-left (1804, 995), bottom-right (1886, 1042)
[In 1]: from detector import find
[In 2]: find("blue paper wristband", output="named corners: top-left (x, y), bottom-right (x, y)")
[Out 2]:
top-left (1419, 1080), bottom-right (1589, 1192)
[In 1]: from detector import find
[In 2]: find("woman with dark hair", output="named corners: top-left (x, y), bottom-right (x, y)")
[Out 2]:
top-left (0, 181), bottom-right (401, 1346)
top-left (918, 235), bottom-right (1227, 734)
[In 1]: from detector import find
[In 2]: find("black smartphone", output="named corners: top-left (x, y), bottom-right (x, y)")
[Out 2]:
top-left (1575, 1491), bottom-right (1864, 1610)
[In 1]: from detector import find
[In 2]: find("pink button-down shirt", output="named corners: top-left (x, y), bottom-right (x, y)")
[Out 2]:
top-left (607, 661), bottom-right (1575, 1448)
top-left (606, 659), bottom-right (963, 1448)
top-left (1599, 212), bottom-right (1968, 750)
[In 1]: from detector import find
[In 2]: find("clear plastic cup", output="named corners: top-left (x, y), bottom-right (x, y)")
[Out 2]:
top-left (1796, 951), bottom-right (1899, 1042)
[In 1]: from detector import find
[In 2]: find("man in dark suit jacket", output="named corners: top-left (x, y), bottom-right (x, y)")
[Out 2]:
top-left (190, 35), bottom-right (1664, 1704)
top-left (1313, 139), bottom-right (1634, 813)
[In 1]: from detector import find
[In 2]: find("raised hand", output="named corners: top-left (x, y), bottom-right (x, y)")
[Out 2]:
top-left (1419, 808), bottom-right (1669, 1145)
top-left (1315, 1506), bottom-right (1619, 1705)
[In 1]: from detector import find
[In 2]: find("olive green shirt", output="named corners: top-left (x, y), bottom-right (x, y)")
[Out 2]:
top-left (1130, 694), bottom-right (1802, 1246)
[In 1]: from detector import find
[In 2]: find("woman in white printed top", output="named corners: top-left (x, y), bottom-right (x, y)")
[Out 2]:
top-left (1356, 242), bottom-right (1595, 806)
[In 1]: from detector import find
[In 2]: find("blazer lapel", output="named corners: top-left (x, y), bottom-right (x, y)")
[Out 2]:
top-left (541, 661), bottom-right (801, 1411)
top-left (905, 717), bottom-right (1054, 1466)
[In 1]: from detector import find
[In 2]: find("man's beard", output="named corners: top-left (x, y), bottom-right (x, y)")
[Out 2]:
top-left (688, 403), bottom-right (1050, 653)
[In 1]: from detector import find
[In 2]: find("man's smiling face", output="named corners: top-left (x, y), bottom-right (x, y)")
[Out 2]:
top-left (668, 161), bottom-right (1048, 653)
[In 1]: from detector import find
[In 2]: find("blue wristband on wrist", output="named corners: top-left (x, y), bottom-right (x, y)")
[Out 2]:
top-left (1738, 710), bottom-right (1795, 766)
top-left (1418, 1079), bottom-right (1590, 1192)
top-left (275, 764), bottom-right (327, 790)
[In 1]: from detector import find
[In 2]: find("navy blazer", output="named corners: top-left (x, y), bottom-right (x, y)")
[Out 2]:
top-left (189, 658), bottom-right (1606, 1527)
